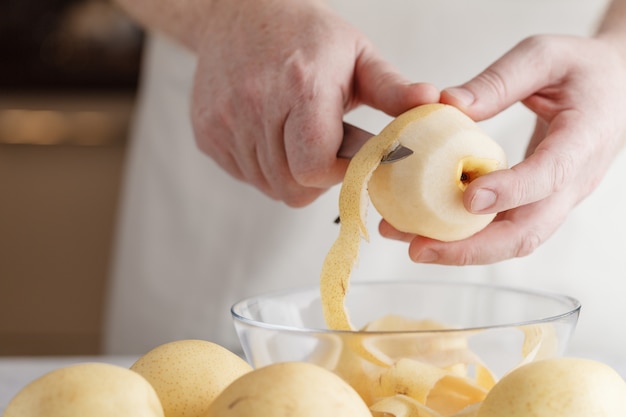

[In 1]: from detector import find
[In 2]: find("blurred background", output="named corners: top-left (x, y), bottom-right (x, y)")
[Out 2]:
top-left (0, 0), bottom-right (144, 355)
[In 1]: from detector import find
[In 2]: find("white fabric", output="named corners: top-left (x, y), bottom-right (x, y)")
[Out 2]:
top-left (104, 0), bottom-right (626, 368)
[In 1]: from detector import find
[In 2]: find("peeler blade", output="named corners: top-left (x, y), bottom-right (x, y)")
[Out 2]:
top-left (338, 122), bottom-right (413, 163)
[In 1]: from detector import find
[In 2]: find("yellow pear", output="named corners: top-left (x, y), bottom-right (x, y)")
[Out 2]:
top-left (478, 357), bottom-right (626, 417)
top-left (3, 362), bottom-right (164, 417)
top-left (369, 103), bottom-right (507, 241)
top-left (204, 361), bottom-right (371, 417)
top-left (130, 339), bottom-right (252, 417)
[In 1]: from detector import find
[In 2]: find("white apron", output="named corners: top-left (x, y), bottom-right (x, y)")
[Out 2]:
top-left (104, 0), bottom-right (626, 369)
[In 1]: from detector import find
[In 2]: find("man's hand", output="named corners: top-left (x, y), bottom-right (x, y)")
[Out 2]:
top-left (189, 0), bottom-right (438, 206)
top-left (381, 34), bottom-right (626, 264)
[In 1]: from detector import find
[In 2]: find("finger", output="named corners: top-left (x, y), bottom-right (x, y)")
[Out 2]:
top-left (258, 116), bottom-right (329, 207)
top-left (440, 36), bottom-right (561, 121)
top-left (379, 219), bottom-right (415, 243)
top-left (199, 111), bottom-right (280, 199)
top-left (283, 97), bottom-right (350, 190)
top-left (525, 117), bottom-right (550, 158)
top-left (408, 197), bottom-right (568, 265)
top-left (354, 48), bottom-right (439, 116)
top-left (191, 78), bottom-right (314, 202)
top-left (463, 112), bottom-right (586, 214)
top-left (190, 83), bottom-right (271, 192)
top-left (191, 110), bottom-right (249, 186)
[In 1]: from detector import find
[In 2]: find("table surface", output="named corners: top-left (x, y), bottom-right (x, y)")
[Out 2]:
top-left (2, 355), bottom-right (626, 413)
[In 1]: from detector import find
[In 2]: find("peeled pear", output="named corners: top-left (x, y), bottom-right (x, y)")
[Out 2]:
top-left (3, 362), bottom-right (164, 417)
top-left (130, 339), bottom-right (253, 417)
top-left (320, 104), bottom-right (506, 334)
top-left (369, 103), bottom-right (507, 241)
top-left (204, 362), bottom-right (371, 417)
top-left (478, 357), bottom-right (626, 417)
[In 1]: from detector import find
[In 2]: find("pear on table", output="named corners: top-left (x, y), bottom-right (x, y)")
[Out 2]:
top-left (2, 362), bottom-right (164, 417)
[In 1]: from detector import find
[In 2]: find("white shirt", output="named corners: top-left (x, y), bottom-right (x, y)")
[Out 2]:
top-left (104, 0), bottom-right (626, 369)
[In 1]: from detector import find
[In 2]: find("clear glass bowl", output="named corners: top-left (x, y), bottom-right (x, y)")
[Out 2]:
top-left (231, 280), bottom-right (580, 382)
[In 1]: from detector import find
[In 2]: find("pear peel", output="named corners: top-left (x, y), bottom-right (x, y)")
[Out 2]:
top-left (320, 104), bottom-right (444, 332)
top-left (319, 131), bottom-right (397, 331)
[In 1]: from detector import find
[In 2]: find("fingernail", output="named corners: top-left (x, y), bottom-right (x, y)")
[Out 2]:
top-left (470, 188), bottom-right (497, 212)
top-left (413, 248), bottom-right (439, 263)
top-left (444, 87), bottom-right (475, 107)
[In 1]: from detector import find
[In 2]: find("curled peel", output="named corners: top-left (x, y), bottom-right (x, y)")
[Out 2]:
top-left (374, 358), bottom-right (487, 415)
top-left (370, 394), bottom-right (444, 417)
top-left (318, 131), bottom-right (398, 365)
top-left (519, 323), bottom-right (559, 366)
top-left (320, 104), bottom-right (441, 331)
top-left (319, 133), bottom-right (396, 330)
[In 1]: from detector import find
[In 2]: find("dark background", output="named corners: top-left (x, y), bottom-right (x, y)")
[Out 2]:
top-left (0, 0), bottom-right (143, 91)
top-left (0, 0), bottom-right (144, 355)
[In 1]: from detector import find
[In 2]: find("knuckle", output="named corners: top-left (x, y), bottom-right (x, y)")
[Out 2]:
top-left (476, 67), bottom-right (509, 102)
top-left (514, 229), bottom-right (543, 258)
top-left (518, 34), bottom-right (559, 62)
top-left (506, 147), bottom-right (574, 210)
top-left (457, 251), bottom-right (477, 266)
top-left (517, 34), bottom-right (560, 75)
top-left (550, 152), bottom-right (573, 193)
top-left (284, 50), bottom-right (316, 97)
top-left (533, 147), bottom-right (574, 195)
top-left (449, 245), bottom-right (483, 266)
top-left (519, 34), bottom-right (552, 52)
top-left (472, 34), bottom-right (557, 106)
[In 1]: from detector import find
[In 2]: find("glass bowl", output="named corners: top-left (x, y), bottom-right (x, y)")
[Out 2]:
top-left (231, 280), bottom-right (580, 409)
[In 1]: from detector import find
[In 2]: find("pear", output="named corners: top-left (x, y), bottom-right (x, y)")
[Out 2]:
top-left (204, 361), bottom-right (371, 417)
top-left (368, 104), bottom-right (507, 241)
top-left (3, 362), bottom-right (164, 417)
top-left (130, 339), bottom-right (253, 417)
top-left (320, 104), bottom-right (507, 334)
top-left (478, 357), bottom-right (626, 417)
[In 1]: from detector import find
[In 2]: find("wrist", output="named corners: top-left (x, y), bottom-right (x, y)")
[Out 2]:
top-left (187, 0), bottom-right (330, 52)
top-left (594, 34), bottom-right (626, 71)
top-left (594, 0), bottom-right (626, 63)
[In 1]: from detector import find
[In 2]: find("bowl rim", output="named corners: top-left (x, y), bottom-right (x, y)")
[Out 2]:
top-left (230, 279), bottom-right (581, 334)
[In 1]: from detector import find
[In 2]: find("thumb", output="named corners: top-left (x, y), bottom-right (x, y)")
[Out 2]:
top-left (441, 37), bottom-right (551, 121)
top-left (355, 51), bottom-right (439, 116)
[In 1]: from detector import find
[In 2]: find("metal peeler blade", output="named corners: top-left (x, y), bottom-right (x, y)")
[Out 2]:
top-left (338, 122), bottom-right (413, 163)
